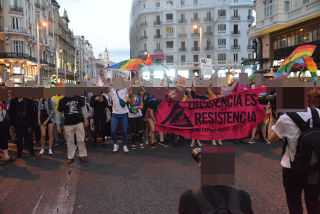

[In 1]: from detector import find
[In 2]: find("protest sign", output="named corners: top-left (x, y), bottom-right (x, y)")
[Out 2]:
top-left (200, 58), bottom-right (213, 76)
top-left (155, 88), bottom-right (266, 140)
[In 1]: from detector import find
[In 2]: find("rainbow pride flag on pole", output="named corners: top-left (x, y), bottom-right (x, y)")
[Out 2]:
top-left (274, 45), bottom-right (318, 84)
top-left (106, 56), bottom-right (152, 71)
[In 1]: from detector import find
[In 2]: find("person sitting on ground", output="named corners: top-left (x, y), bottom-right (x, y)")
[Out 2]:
top-left (178, 185), bottom-right (254, 214)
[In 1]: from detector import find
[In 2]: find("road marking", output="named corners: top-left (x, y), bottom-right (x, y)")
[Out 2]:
top-left (32, 188), bottom-right (47, 214)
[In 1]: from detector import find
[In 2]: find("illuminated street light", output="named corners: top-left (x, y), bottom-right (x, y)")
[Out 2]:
top-left (192, 24), bottom-right (203, 77)
top-left (37, 21), bottom-right (48, 85)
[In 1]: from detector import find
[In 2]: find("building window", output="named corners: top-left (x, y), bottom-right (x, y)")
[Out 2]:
top-left (234, 53), bottom-right (238, 62)
top-left (218, 9), bottom-right (226, 17)
top-left (194, 41), bottom-right (199, 48)
top-left (166, 55), bottom-right (174, 63)
top-left (166, 41), bottom-right (174, 49)
top-left (193, 13), bottom-right (198, 20)
top-left (218, 24), bottom-right (226, 32)
top-left (264, 0), bottom-right (273, 17)
top-left (167, 1), bottom-right (173, 6)
top-left (143, 3), bottom-right (145, 8)
top-left (144, 44), bottom-right (147, 51)
top-left (233, 24), bottom-right (239, 34)
top-left (10, 0), bottom-right (21, 8)
top-left (206, 12), bottom-right (212, 20)
top-left (156, 43), bottom-right (160, 50)
top-left (234, 9), bottom-right (238, 17)
top-left (181, 55), bottom-right (186, 63)
top-left (156, 2), bottom-right (160, 7)
top-left (166, 13), bottom-right (173, 21)
top-left (181, 1), bottom-right (185, 6)
top-left (233, 39), bottom-right (238, 47)
top-left (206, 26), bottom-right (212, 32)
top-left (218, 38), bottom-right (226, 46)
top-left (207, 55), bottom-right (211, 59)
top-left (156, 29), bottom-right (161, 37)
top-left (284, 1), bottom-right (290, 12)
top-left (13, 41), bottom-right (23, 54)
top-left (218, 53), bottom-right (226, 63)
top-left (194, 0), bottom-right (198, 5)
top-left (193, 55), bottom-right (199, 62)
top-left (206, 40), bottom-right (211, 49)
top-left (303, 0), bottom-right (309, 4)
top-left (181, 41), bottom-right (186, 49)
top-left (166, 27), bottom-right (173, 35)
top-left (248, 9), bottom-right (252, 16)
top-left (12, 17), bottom-right (22, 30)
top-left (180, 27), bottom-right (186, 34)
top-left (0, 0), bottom-right (2, 9)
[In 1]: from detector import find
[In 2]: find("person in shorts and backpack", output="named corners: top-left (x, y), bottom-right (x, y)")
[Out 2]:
top-left (268, 88), bottom-right (320, 214)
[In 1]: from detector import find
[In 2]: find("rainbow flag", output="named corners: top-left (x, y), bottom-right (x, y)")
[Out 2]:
top-left (274, 45), bottom-right (317, 80)
top-left (303, 57), bottom-right (318, 84)
top-left (106, 56), bottom-right (152, 71)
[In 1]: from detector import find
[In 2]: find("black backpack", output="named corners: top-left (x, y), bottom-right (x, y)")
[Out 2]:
top-left (285, 109), bottom-right (320, 174)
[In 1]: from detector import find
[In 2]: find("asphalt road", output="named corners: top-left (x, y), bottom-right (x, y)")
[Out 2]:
top-left (0, 140), bottom-right (293, 214)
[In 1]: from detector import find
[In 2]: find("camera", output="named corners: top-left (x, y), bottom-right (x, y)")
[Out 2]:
top-left (258, 90), bottom-right (276, 111)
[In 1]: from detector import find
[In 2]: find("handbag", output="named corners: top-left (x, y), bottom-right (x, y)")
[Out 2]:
top-left (105, 107), bottom-right (111, 123)
top-left (116, 91), bottom-right (127, 108)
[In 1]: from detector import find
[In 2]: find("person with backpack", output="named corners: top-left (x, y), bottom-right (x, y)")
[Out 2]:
top-left (38, 97), bottom-right (56, 155)
top-left (8, 96), bottom-right (35, 159)
top-left (268, 88), bottom-right (320, 214)
top-left (90, 93), bottom-right (108, 147)
top-left (52, 93), bottom-right (65, 146)
top-left (178, 185), bottom-right (253, 214)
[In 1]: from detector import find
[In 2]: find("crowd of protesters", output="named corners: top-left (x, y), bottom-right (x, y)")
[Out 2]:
top-left (0, 70), bottom-right (272, 164)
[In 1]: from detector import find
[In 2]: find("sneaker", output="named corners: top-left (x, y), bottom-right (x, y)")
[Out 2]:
top-left (48, 149), bottom-right (53, 155)
top-left (190, 140), bottom-right (195, 147)
top-left (113, 144), bottom-right (119, 153)
top-left (248, 141), bottom-right (256, 145)
top-left (131, 145), bottom-right (136, 150)
top-left (212, 140), bottom-right (217, 146)
top-left (123, 145), bottom-right (129, 153)
top-left (79, 157), bottom-right (88, 163)
top-left (140, 143), bottom-right (144, 149)
top-left (67, 159), bottom-right (74, 164)
top-left (218, 140), bottom-right (223, 146)
top-left (197, 140), bottom-right (202, 147)
top-left (39, 149), bottom-right (45, 155)
top-left (4, 157), bottom-right (15, 162)
top-left (150, 143), bottom-right (155, 149)
top-left (264, 138), bottom-right (272, 145)
top-left (159, 141), bottom-right (168, 148)
top-left (53, 141), bottom-right (59, 147)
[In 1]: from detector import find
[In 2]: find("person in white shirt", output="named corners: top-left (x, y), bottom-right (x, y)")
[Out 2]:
top-left (268, 88), bottom-right (320, 214)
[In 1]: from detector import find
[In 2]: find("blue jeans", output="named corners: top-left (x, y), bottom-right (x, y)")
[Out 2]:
top-left (111, 113), bottom-right (128, 146)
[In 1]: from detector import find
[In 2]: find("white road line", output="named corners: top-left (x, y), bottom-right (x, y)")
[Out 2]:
top-left (32, 188), bottom-right (47, 214)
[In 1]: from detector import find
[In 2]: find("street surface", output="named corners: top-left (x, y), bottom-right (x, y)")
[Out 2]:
top-left (0, 140), bottom-right (295, 214)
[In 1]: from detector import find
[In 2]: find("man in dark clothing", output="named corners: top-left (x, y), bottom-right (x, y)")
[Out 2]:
top-left (8, 97), bottom-right (35, 158)
top-left (90, 94), bottom-right (108, 146)
top-left (31, 98), bottom-right (41, 148)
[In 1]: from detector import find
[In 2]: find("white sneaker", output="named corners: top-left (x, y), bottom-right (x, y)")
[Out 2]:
top-left (248, 141), bottom-right (256, 144)
top-left (190, 140), bottom-right (195, 147)
top-left (212, 140), bottom-right (217, 146)
top-left (39, 149), bottom-right (45, 155)
top-left (197, 140), bottom-right (202, 147)
top-left (123, 145), bottom-right (129, 153)
top-left (218, 140), bottom-right (223, 146)
top-left (140, 143), bottom-right (144, 149)
top-left (265, 138), bottom-right (272, 144)
top-left (113, 144), bottom-right (119, 152)
top-left (48, 149), bottom-right (53, 155)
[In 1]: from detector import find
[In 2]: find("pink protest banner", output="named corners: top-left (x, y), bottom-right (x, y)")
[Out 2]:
top-left (155, 88), bottom-right (266, 140)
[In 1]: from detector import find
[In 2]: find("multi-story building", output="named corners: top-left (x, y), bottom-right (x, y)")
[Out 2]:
top-left (83, 40), bottom-right (96, 84)
top-left (248, 0), bottom-right (320, 71)
top-left (130, 0), bottom-right (254, 78)
top-left (75, 35), bottom-right (85, 81)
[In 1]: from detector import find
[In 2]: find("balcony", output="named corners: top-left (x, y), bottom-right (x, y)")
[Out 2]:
top-left (248, 15), bottom-right (255, 21)
top-left (0, 26), bottom-right (28, 34)
top-left (179, 48), bottom-right (187, 52)
top-left (10, 6), bottom-right (23, 13)
top-left (191, 33), bottom-right (200, 37)
top-left (35, 3), bottom-right (40, 8)
top-left (231, 45), bottom-right (240, 49)
top-left (179, 33), bottom-right (187, 37)
top-left (154, 49), bottom-right (162, 53)
top-left (247, 45), bottom-right (255, 49)
top-left (49, 63), bottom-right (56, 68)
top-left (178, 19), bottom-right (187, 24)
top-left (192, 47), bottom-right (200, 51)
top-left (154, 35), bottom-right (162, 39)
top-left (205, 47), bottom-right (213, 51)
top-left (40, 59), bottom-right (48, 64)
top-left (0, 52), bottom-right (37, 62)
top-left (153, 21), bottom-right (162, 25)
top-left (231, 16), bottom-right (240, 20)
top-left (204, 31), bottom-right (213, 36)
top-left (232, 31), bottom-right (240, 35)
top-left (140, 22), bottom-right (148, 26)
top-left (140, 35), bottom-right (148, 40)
top-left (204, 17), bottom-right (212, 22)
top-left (191, 18), bottom-right (200, 22)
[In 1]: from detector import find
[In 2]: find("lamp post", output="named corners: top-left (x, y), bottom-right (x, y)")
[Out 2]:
top-left (37, 21), bottom-right (48, 86)
top-left (193, 24), bottom-right (203, 78)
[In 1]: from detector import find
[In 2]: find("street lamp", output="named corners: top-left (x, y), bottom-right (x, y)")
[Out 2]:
top-left (193, 24), bottom-right (203, 77)
top-left (37, 21), bottom-right (48, 85)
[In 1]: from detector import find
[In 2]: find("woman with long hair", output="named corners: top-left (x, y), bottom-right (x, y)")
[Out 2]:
top-left (38, 98), bottom-right (56, 155)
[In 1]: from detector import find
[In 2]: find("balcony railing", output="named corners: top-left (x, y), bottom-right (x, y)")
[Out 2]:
top-left (0, 26), bottom-right (28, 34)
top-left (179, 48), bottom-right (187, 52)
top-left (154, 35), bottom-right (162, 39)
top-left (179, 33), bottom-right (187, 37)
top-left (247, 45), bottom-right (255, 49)
top-left (248, 15), bottom-right (255, 21)
top-left (0, 52), bottom-right (37, 62)
top-left (192, 33), bottom-right (200, 37)
top-left (231, 45), bottom-right (240, 49)
top-left (191, 18), bottom-right (200, 22)
top-left (231, 16), bottom-right (240, 20)
top-left (232, 31), bottom-right (240, 35)
top-left (140, 22), bottom-right (148, 26)
top-left (205, 47), bottom-right (213, 51)
top-left (10, 6), bottom-right (23, 13)
top-left (204, 32), bottom-right (213, 36)
top-left (40, 59), bottom-right (48, 64)
top-left (178, 19), bottom-right (187, 23)
top-left (153, 21), bottom-right (162, 25)
top-left (140, 35), bottom-right (148, 40)
top-left (154, 49), bottom-right (162, 53)
top-left (204, 17), bottom-right (212, 22)
top-left (35, 3), bottom-right (40, 8)
top-left (192, 47), bottom-right (200, 51)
